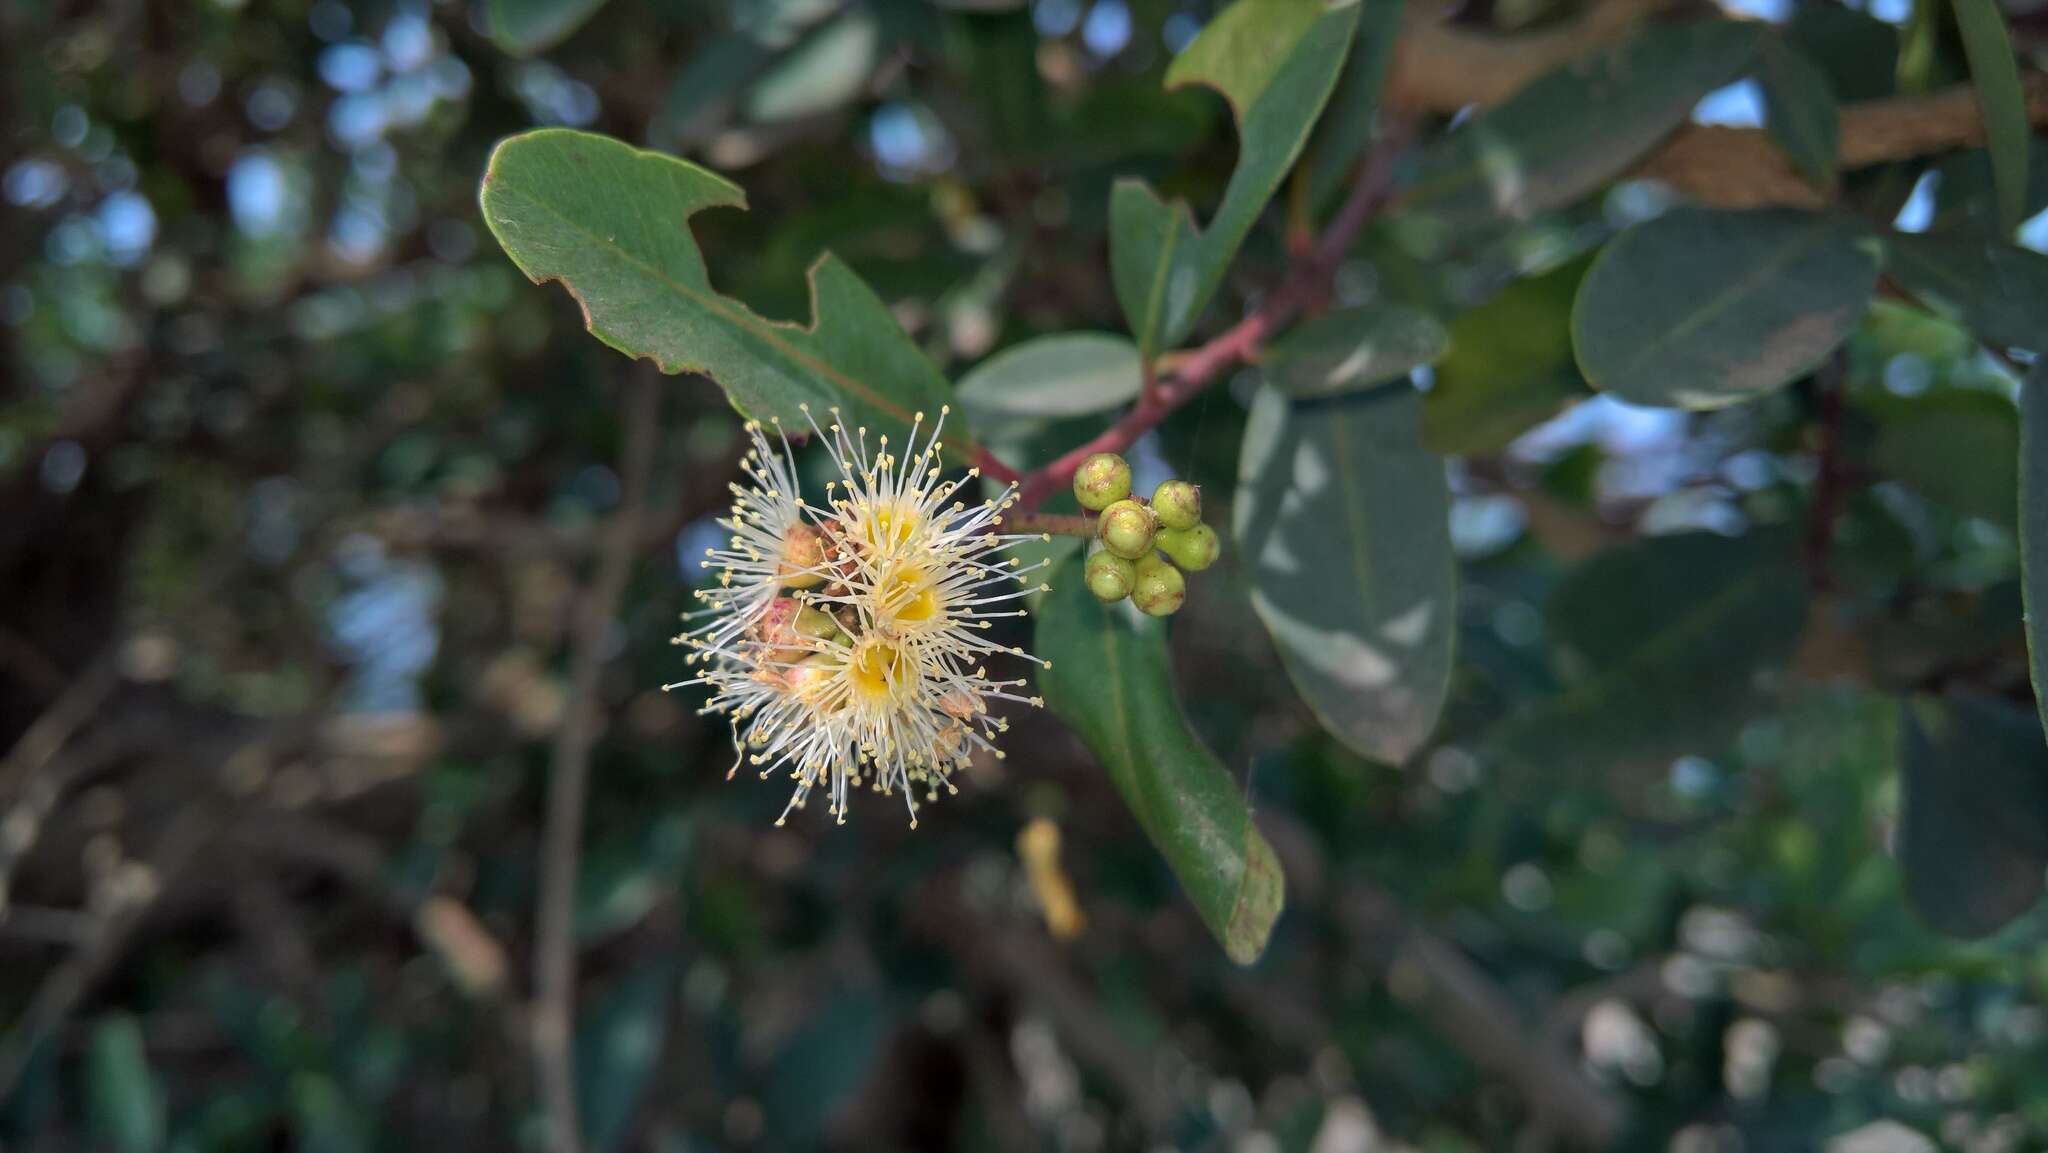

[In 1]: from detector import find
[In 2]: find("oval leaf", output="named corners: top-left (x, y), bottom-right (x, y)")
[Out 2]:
top-left (1758, 38), bottom-right (1840, 191)
top-left (743, 11), bottom-right (880, 125)
top-left (955, 333), bottom-right (1143, 418)
top-left (488, 0), bottom-right (610, 56)
top-left (480, 129), bottom-right (957, 451)
top-left (1111, 0), bottom-right (1359, 356)
top-left (1236, 383), bottom-right (1454, 763)
top-left (1400, 20), bottom-right (1762, 227)
top-left (1573, 208), bottom-right (1878, 409)
top-left (1899, 693), bottom-right (2048, 937)
top-left (1485, 531), bottom-right (1809, 786)
top-left (1261, 306), bottom-right (1446, 399)
top-left (1034, 565), bottom-right (1285, 964)
top-left (1885, 231), bottom-right (2048, 352)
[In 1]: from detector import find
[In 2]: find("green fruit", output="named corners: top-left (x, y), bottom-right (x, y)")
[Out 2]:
top-left (1151, 479), bottom-right (1202, 530)
top-left (1131, 554), bottom-right (1186, 617)
top-left (1096, 499), bottom-right (1156, 560)
top-left (1072, 453), bottom-right (1133, 511)
top-left (1084, 550), bottom-right (1136, 602)
top-left (1155, 524), bottom-right (1219, 572)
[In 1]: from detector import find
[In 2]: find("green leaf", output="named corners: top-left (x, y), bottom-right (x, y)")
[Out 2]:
top-left (650, 35), bottom-right (771, 153)
top-left (487, 0), bottom-right (609, 56)
top-left (288, 1074), bottom-right (370, 1153)
top-left (1304, 0), bottom-right (1407, 213)
top-left (1950, 0), bottom-right (2030, 235)
top-left (480, 129), bottom-right (957, 450)
top-left (1399, 20), bottom-right (1762, 228)
top-left (1786, 3), bottom-right (1898, 103)
top-left (1034, 565), bottom-right (1285, 963)
top-left (1758, 38), bottom-right (1840, 190)
top-left (1262, 305), bottom-right (1444, 399)
top-left (86, 1015), bottom-right (162, 1153)
top-left (742, 10), bottom-right (880, 124)
top-left (1929, 138), bottom-right (2048, 234)
top-left (1485, 531), bottom-right (1809, 785)
top-left (577, 963), bottom-right (673, 1152)
top-left (1423, 255), bottom-right (1592, 455)
top-left (1573, 208), bottom-right (1879, 409)
top-left (1110, 0), bottom-right (1359, 357)
top-left (1869, 388), bottom-right (2017, 526)
top-left (955, 333), bottom-right (1143, 419)
top-left (2020, 365), bottom-right (2048, 743)
top-left (1235, 383), bottom-right (1454, 764)
top-left (1899, 693), bottom-right (2048, 937)
top-left (1884, 231), bottom-right (2048, 352)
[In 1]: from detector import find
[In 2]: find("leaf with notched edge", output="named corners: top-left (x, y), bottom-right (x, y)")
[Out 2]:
top-left (481, 129), bottom-right (958, 452)
top-left (1035, 564), bottom-right (1285, 964)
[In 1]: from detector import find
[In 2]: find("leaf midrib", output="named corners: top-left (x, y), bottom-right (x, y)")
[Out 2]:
top-left (1605, 217), bottom-right (1842, 386)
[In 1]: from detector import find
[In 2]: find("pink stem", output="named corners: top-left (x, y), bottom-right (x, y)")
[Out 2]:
top-left (1014, 123), bottom-right (1412, 509)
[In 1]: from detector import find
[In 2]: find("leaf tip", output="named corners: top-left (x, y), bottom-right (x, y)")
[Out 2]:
top-left (1223, 825), bottom-right (1285, 965)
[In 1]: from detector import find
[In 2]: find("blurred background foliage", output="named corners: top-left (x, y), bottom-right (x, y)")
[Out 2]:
top-left (5, 0), bottom-right (2048, 1151)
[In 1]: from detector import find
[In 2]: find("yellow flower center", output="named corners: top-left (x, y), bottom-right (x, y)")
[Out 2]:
top-left (846, 639), bottom-right (906, 704)
top-left (855, 500), bottom-right (921, 553)
top-left (883, 565), bottom-right (941, 627)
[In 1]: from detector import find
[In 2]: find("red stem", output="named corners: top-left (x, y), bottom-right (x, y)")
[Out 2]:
top-left (1012, 122), bottom-right (1413, 509)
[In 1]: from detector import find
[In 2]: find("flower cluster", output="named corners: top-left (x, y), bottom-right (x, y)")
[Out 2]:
top-left (668, 407), bottom-right (1049, 827)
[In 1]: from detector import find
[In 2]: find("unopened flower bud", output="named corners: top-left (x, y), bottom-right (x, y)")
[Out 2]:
top-left (1151, 480), bottom-right (1201, 530)
top-left (755, 597), bottom-right (806, 657)
top-left (777, 523), bottom-right (827, 588)
top-left (1084, 550), bottom-right (1136, 602)
top-left (785, 653), bottom-right (840, 702)
top-left (1131, 554), bottom-right (1185, 617)
top-left (1073, 453), bottom-right (1132, 511)
top-left (1155, 524), bottom-right (1218, 572)
top-left (794, 604), bottom-right (845, 642)
top-left (1096, 499), bottom-right (1155, 560)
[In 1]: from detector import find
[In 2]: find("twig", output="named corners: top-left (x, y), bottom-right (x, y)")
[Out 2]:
top-left (1388, 0), bottom-right (1668, 114)
top-left (975, 447), bottom-right (1023, 486)
top-left (1015, 125), bottom-right (1412, 509)
top-left (1341, 887), bottom-right (1624, 1149)
top-left (0, 808), bottom-right (211, 1101)
top-left (1634, 75), bottom-right (2048, 210)
top-left (0, 655), bottom-right (120, 809)
top-left (1804, 354), bottom-right (1848, 593)
top-left (532, 370), bottom-right (663, 1153)
top-left (1002, 511), bottom-right (1095, 539)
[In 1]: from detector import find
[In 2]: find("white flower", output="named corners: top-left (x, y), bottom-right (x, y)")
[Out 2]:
top-left (673, 418), bottom-right (827, 657)
top-left (669, 407), bottom-right (1049, 826)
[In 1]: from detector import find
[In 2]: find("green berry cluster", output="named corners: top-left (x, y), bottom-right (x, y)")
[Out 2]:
top-left (1072, 452), bottom-right (1219, 617)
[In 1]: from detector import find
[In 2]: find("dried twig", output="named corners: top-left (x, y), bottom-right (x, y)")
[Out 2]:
top-left (0, 656), bottom-right (120, 810)
top-left (532, 370), bottom-right (664, 1153)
